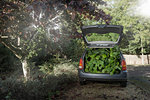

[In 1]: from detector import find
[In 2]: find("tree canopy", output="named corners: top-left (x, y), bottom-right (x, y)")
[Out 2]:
top-left (0, 0), bottom-right (112, 60)
top-left (103, 0), bottom-right (150, 54)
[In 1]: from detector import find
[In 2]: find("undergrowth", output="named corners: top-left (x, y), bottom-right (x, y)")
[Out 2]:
top-left (0, 60), bottom-right (78, 100)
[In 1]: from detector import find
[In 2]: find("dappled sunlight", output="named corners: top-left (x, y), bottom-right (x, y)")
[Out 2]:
top-left (136, 0), bottom-right (150, 17)
top-left (1, 0), bottom-right (150, 99)
top-left (26, 1), bottom-right (65, 43)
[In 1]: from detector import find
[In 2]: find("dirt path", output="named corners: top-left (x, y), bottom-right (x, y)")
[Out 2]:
top-left (128, 65), bottom-right (150, 92)
top-left (56, 65), bottom-right (150, 100)
top-left (57, 82), bottom-right (150, 100)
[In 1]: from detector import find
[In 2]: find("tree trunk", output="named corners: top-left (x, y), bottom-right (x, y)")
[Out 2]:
top-left (18, 37), bottom-right (20, 46)
top-left (141, 37), bottom-right (144, 65)
top-left (1, 39), bottom-right (30, 80)
top-left (147, 54), bottom-right (150, 64)
top-left (21, 59), bottom-right (30, 81)
top-left (141, 47), bottom-right (144, 65)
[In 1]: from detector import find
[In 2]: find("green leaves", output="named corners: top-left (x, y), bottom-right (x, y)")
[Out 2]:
top-left (103, 0), bottom-right (150, 55)
top-left (85, 46), bottom-right (121, 75)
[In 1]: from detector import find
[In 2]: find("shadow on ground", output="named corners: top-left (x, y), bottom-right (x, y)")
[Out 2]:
top-left (127, 65), bottom-right (150, 93)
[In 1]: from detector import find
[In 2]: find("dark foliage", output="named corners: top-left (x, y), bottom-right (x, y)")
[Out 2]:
top-left (0, 44), bottom-right (16, 72)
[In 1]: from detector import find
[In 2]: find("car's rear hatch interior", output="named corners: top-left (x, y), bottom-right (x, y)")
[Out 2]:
top-left (84, 47), bottom-right (122, 75)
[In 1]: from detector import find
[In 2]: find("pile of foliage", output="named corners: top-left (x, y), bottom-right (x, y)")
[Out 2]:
top-left (85, 46), bottom-right (122, 75)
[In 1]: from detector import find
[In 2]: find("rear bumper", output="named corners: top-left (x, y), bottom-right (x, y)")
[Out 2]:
top-left (78, 70), bottom-right (127, 82)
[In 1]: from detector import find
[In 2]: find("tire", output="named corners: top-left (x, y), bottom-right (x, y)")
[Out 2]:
top-left (79, 78), bottom-right (86, 85)
top-left (120, 81), bottom-right (127, 87)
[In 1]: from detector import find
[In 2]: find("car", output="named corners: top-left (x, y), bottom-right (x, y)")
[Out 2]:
top-left (78, 24), bottom-right (127, 87)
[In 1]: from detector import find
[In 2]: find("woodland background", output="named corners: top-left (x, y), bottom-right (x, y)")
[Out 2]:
top-left (0, 0), bottom-right (150, 99)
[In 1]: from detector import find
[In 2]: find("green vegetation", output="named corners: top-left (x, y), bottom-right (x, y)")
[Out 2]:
top-left (0, 44), bottom-right (16, 72)
top-left (0, 0), bottom-right (150, 99)
top-left (103, 0), bottom-right (150, 55)
top-left (0, 0), bottom-right (111, 80)
top-left (0, 61), bottom-right (78, 100)
top-left (85, 46), bottom-right (121, 75)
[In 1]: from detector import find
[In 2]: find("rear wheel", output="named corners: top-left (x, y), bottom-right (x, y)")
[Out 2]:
top-left (120, 81), bottom-right (127, 87)
top-left (79, 78), bottom-right (86, 85)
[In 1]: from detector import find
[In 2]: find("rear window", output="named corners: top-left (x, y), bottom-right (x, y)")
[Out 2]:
top-left (86, 33), bottom-right (119, 42)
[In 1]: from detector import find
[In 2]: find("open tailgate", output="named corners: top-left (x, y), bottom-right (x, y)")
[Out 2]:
top-left (81, 25), bottom-right (123, 48)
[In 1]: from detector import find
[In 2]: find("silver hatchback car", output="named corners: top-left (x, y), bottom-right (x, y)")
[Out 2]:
top-left (78, 25), bottom-right (127, 87)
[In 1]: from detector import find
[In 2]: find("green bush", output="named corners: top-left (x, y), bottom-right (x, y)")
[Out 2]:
top-left (0, 44), bottom-right (16, 72)
top-left (85, 46), bottom-right (122, 75)
top-left (38, 62), bottom-right (54, 74)
top-left (62, 39), bottom-right (85, 61)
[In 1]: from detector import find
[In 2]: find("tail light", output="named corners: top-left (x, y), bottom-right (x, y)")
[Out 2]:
top-left (79, 58), bottom-right (83, 70)
top-left (121, 59), bottom-right (126, 71)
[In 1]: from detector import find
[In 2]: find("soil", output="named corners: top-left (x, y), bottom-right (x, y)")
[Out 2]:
top-left (56, 65), bottom-right (150, 100)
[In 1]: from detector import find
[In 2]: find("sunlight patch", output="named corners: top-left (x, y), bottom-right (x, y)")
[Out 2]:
top-left (136, 0), bottom-right (150, 17)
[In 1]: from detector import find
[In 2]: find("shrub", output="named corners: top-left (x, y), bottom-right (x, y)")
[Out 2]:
top-left (62, 39), bottom-right (85, 61)
top-left (0, 61), bottom-right (78, 100)
top-left (0, 44), bottom-right (17, 72)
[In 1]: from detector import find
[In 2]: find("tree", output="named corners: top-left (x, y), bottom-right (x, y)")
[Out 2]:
top-left (103, 0), bottom-right (150, 64)
top-left (0, 0), bottom-right (111, 80)
top-left (130, 18), bottom-right (150, 64)
top-left (103, 0), bottom-right (150, 53)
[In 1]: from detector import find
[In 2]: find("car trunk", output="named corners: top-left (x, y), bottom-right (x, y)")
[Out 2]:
top-left (84, 47), bottom-right (122, 75)
top-left (81, 25), bottom-right (123, 75)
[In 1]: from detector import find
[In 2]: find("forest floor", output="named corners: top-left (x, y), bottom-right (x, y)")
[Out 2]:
top-left (56, 65), bottom-right (150, 100)
top-left (1, 65), bottom-right (150, 100)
